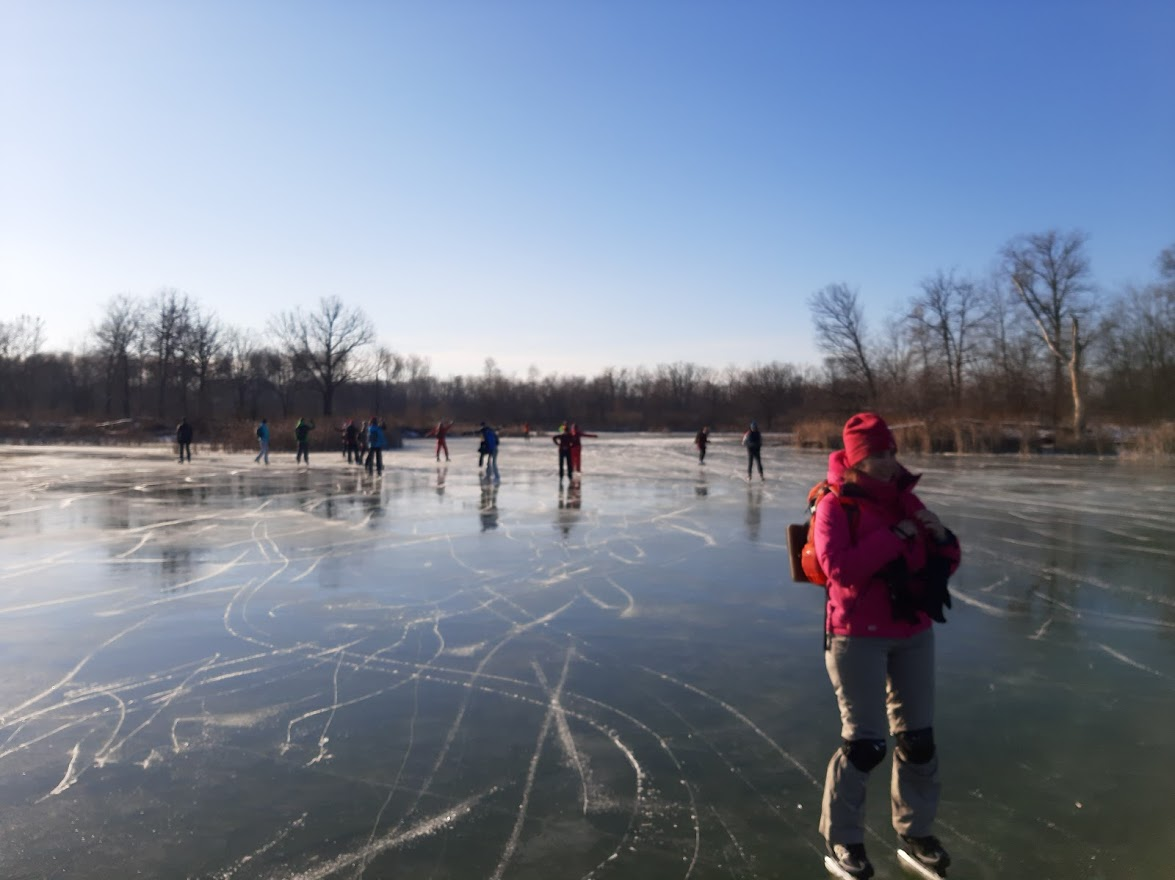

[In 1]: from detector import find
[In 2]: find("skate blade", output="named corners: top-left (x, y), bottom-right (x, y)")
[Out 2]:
top-left (823, 855), bottom-right (862, 880)
top-left (897, 847), bottom-right (946, 878)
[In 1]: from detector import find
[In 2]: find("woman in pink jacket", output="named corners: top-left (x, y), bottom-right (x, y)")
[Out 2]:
top-left (815, 413), bottom-right (960, 879)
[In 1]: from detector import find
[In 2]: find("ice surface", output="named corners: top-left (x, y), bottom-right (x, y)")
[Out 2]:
top-left (1, 435), bottom-right (1172, 879)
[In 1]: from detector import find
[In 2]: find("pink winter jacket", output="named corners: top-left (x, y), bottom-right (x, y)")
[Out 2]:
top-left (814, 451), bottom-right (961, 639)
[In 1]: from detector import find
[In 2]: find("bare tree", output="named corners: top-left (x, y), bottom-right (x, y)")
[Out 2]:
top-left (810, 283), bottom-right (877, 402)
top-left (268, 296), bottom-right (375, 416)
top-left (908, 270), bottom-right (985, 407)
top-left (1002, 230), bottom-right (1096, 433)
top-left (0, 315), bottom-right (46, 411)
top-left (874, 315), bottom-right (920, 410)
top-left (972, 278), bottom-right (1045, 417)
top-left (738, 362), bottom-right (803, 429)
top-left (1159, 242), bottom-right (1175, 282)
top-left (268, 350), bottom-right (299, 418)
top-left (366, 345), bottom-right (405, 416)
top-left (659, 361), bottom-right (707, 412)
top-left (146, 289), bottom-right (192, 416)
top-left (93, 295), bottom-right (144, 418)
top-left (184, 307), bottom-right (222, 418)
top-left (222, 328), bottom-right (261, 417)
top-left (1096, 243), bottom-right (1175, 420)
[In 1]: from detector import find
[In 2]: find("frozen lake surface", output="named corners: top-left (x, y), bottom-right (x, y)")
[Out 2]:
top-left (1, 434), bottom-right (1172, 879)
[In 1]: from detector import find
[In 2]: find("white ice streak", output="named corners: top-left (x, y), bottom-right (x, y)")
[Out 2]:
top-left (1097, 643), bottom-right (1170, 679)
top-left (97, 653), bottom-right (221, 766)
top-left (42, 742), bottom-right (82, 798)
top-left (0, 586), bottom-right (138, 615)
top-left (489, 653), bottom-right (572, 880)
top-left (652, 506), bottom-right (717, 547)
top-left (276, 791), bottom-right (491, 880)
top-left (212, 812), bottom-right (308, 880)
top-left (638, 665), bottom-right (820, 787)
top-left (1030, 618), bottom-right (1053, 640)
top-left (166, 551), bottom-right (250, 590)
top-left (422, 597), bottom-right (577, 786)
top-left (579, 575), bottom-right (636, 617)
top-left (532, 651), bottom-right (589, 815)
top-left (948, 587), bottom-right (1015, 618)
top-left (280, 638), bottom-right (375, 758)
top-left (94, 583), bottom-right (246, 617)
top-left (115, 533), bottom-right (153, 558)
top-left (291, 555), bottom-right (325, 582)
top-left (0, 616), bottom-right (152, 725)
top-left (305, 650), bottom-right (347, 766)
top-left (1034, 589), bottom-right (1175, 631)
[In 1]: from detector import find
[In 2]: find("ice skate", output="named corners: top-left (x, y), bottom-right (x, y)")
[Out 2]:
top-left (824, 842), bottom-right (873, 879)
top-left (897, 834), bottom-right (949, 878)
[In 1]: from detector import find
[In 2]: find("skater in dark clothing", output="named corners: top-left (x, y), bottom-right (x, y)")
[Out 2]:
top-left (553, 424), bottom-right (575, 481)
top-left (695, 426), bottom-right (709, 464)
top-left (742, 421), bottom-right (764, 480)
top-left (176, 418), bottom-right (193, 463)
top-left (365, 418), bottom-right (386, 475)
top-left (254, 419), bottom-right (270, 464)
top-left (294, 418), bottom-right (315, 464)
top-left (815, 413), bottom-right (961, 880)
top-left (479, 422), bottom-right (500, 482)
top-left (342, 420), bottom-right (360, 464)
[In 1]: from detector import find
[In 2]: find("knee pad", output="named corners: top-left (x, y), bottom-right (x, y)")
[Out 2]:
top-left (842, 738), bottom-right (886, 772)
top-left (895, 727), bottom-right (936, 764)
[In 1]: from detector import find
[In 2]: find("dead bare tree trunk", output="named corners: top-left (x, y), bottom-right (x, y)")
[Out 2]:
top-left (1003, 230), bottom-right (1095, 436)
top-left (809, 282), bottom-right (877, 403)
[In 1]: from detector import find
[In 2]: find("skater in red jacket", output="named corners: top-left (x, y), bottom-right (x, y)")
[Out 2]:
top-left (427, 420), bottom-right (454, 462)
top-left (569, 423), bottom-right (597, 474)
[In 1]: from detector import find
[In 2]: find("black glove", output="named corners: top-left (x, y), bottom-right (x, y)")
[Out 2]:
top-left (881, 558), bottom-right (921, 624)
top-left (918, 553), bottom-right (952, 623)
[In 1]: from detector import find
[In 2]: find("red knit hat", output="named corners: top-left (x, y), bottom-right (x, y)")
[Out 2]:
top-left (842, 412), bottom-right (896, 467)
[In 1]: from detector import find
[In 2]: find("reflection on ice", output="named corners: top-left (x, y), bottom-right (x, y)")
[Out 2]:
top-left (0, 438), bottom-right (1173, 879)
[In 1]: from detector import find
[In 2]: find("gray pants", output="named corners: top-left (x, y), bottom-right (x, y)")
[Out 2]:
top-left (819, 627), bottom-right (939, 845)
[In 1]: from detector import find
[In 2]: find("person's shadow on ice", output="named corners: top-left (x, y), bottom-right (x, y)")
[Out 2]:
top-left (556, 481), bottom-right (582, 538)
top-left (479, 482), bottom-right (499, 531)
top-left (745, 483), bottom-right (762, 542)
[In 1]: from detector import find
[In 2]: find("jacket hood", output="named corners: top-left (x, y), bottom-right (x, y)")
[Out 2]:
top-left (826, 450), bottom-right (850, 485)
top-left (827, 449), bottom-right (921, 495)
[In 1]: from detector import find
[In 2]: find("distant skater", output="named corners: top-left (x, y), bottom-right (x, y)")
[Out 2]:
top-left (295, 418), bottom-right (316, 465)
top-left (522, 422), bottom-right (531, 440)
top-left (428, 420), bottom-right (454, 462)
top-left (342, 419), bottom-right (360, 464)
top-left (365, 417), bottom-right (386, 475)
top-left (695, 426), bottom-right (709, 464)
top-left (569, 423), bottom-right (597, 474)
top-left (254, 418), bottom-right (270, 465)
top-left (554, 424), bottom-right (575, 480)
top-left (480, 422), bottom-right (500, 483)
top-left (176, 418), bottom-right (193, 463)
top-left (743, 420), bottom-right (764, 480)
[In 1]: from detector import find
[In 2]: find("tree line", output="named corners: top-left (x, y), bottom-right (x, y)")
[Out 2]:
top-left (812, 232), bottom-right (1174, 434)
top-left (1, 230), bottom-right (1171, 436)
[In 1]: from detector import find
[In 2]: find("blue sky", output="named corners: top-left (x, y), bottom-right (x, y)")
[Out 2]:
top-left (2, 1), bottom-right (1172, 378)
